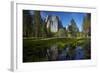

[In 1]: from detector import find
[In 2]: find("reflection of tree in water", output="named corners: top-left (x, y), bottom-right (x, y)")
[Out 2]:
top-left (23, 38), bottom-right (91, 62)
top-left (46, 45), bottom-right (86, 61)
top-left (74, 46), bottom-right (85, 59)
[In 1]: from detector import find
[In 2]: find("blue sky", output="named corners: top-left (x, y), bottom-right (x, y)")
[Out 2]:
top-left (30, 10), bottom-right (87, 32)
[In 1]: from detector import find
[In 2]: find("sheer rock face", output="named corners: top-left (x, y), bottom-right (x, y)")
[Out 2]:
top-left (45, 15), bottom-right (63, 32)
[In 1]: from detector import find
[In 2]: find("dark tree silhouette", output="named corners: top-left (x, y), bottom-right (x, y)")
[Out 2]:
top-left (23, 10), bottom-right (33, 37)
top-left (68, 19), bottom-right (79, 37)
top-left (82, 13), bottom-right (91, 37)
top-left (34, 11), bottom-right (42, 37)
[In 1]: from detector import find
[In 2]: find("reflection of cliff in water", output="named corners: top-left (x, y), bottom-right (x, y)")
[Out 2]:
top-left (46, 44), bottom-right (86, 61)
top-left (46, 45), bottom-right (58, 61)
top-left (23, 39), bottom-right (91, 62)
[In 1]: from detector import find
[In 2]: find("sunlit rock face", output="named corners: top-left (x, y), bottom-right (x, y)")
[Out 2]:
top-left (45, 15), bottom-right (63, 32)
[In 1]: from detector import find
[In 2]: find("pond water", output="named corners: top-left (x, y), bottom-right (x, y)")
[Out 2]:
top-left (23, 38), bottom-right (91, 62)
top-left (46, 45), bottom-right (85, 61)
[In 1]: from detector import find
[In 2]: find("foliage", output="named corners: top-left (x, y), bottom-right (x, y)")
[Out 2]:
top-left (34, 11), bottom-right (42, 37)
top-left (82, 14), bottom-right (91, 37)
top-left (23, 10), bottom-right (33, 37)
top-left (57, 28), bottom-right (66, 37)
top-left (68, 19), bottom-right (79, 37)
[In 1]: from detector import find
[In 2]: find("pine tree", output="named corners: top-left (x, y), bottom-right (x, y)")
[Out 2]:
top-left (82, 14), bottom-right (91, 37)
top-left (23, 10), bottom-right (33, 37)
top-left (34, 11), bottom-right (42, 37)
top-left (68, 19), bottom-right (79, 37)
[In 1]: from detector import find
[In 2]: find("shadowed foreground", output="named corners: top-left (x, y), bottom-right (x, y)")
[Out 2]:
top-left (23, 37), bottom-right (91, 62)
